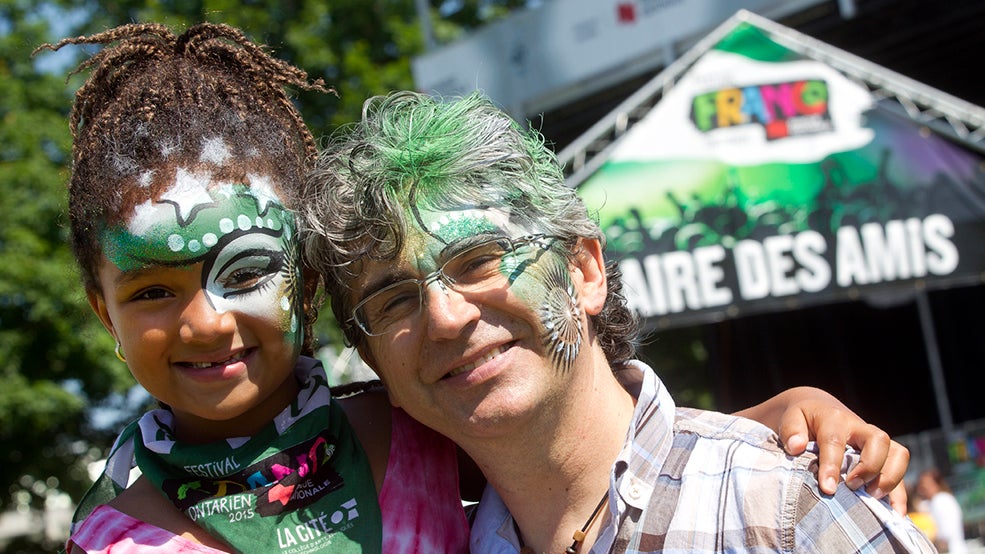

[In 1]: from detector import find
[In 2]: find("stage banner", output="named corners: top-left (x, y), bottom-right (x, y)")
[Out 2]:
top-left (577, 22), bottom-right (985, 329)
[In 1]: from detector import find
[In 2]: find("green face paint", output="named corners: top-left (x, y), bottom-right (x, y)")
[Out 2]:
top-left (404, 205), bottom-right (582, 372)
top-left (102, 172), bottom-right (304, 349)
top-left (535, 258), bottom-right (582, 373)
top-left (103, 172), bottom-right (291, 269)
top-left (423, 209), bottom-right (503, 245)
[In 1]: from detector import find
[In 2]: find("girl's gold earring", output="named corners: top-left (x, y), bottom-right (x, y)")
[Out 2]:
top-left (115, 342), bottom-right (127, 363)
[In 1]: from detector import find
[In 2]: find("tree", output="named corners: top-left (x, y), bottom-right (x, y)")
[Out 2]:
top-left (57, 0), bottom-right (529, 137)
top-left (0, 2), bottom-right (137, 548)
top-left (2, 0), bottom-right (528, 547)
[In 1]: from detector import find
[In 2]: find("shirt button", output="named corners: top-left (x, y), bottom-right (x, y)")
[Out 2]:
top-left (629, 486), bottom-right (641, 499)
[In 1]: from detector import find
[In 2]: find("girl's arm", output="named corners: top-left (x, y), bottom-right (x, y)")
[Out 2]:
top-left (736, 386), bottom-right (908, 513)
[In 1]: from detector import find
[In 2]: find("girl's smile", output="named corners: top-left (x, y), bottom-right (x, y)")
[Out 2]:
top-left (173, 346), bottom-right (256, 382)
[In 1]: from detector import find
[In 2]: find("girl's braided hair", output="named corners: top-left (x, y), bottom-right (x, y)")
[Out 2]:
top-left (38, 22), bottom-right (330, 291)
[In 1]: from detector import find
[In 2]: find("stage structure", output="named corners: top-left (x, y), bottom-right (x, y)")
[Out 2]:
top-left (559, 10), bottom-right (985, 438)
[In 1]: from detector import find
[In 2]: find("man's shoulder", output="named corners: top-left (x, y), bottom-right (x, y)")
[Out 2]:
top-left (623, 407), bottom-right (811, 552)
top-left (634, 408), bottom-right (936, 553)
top-left (672, 406), bottom-right (792, 457)
top-left (664, 406), bottom-right (812, 494)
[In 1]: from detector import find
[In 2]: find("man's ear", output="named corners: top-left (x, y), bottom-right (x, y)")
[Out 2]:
top-left (355, 342), bottom-right (377, 371)
top-left (87, 289), bottom-right (117, 341)
top-left (572, 237), bottom-right (607, 316)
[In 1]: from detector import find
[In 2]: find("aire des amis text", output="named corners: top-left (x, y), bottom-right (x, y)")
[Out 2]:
top-left (620, 213), bottom-right (958, 316)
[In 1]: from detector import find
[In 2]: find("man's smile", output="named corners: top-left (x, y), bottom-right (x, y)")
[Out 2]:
top-left (444, 342), bottom-right (512, 379)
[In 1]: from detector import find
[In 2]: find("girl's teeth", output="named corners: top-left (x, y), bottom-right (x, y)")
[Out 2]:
top-left (187, 351), bottom-right (246, 369)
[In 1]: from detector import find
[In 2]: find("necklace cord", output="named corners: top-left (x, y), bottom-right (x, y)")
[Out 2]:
top-left (565, 492), bottom-right (609, 553)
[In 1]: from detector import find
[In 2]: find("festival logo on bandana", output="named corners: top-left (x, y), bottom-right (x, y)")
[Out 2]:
top-left (128, 362), bottom-right (383, 552)
top-left (101, 172), bottom-right (304, 347)
top-left (161, 429), bottom-right (345, 518)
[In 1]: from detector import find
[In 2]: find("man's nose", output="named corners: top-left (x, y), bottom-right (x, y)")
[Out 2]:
top-left (423, 280), bottom-right (481, 341)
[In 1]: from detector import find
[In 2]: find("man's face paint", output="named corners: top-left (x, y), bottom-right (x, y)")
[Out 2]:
top-left (405, 204), bottom-right (582, 372)
top-left (102, 172), bottom-right (303, 351)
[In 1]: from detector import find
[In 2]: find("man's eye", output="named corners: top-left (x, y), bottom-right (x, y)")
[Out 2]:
top-left (366, 287), bottom-right (414, 316)
top-left (466, 251), bottom-right (496, 268)
top-left (454, 249), bottom-right (505, 280)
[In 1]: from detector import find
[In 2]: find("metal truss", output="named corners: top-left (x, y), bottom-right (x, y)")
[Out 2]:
top-left (558, 9), bottom-right (985, 189)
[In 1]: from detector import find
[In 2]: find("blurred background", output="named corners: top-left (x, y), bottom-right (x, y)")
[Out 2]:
top-left (3, 0), bottom-right (984, 550)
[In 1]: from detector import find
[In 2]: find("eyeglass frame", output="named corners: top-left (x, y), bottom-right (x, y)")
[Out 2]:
top-left (347, 233), bottom-right (565, 338)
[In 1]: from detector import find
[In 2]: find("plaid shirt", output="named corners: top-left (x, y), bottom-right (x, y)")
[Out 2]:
top-left (470, 361), bottom-right (936, 553)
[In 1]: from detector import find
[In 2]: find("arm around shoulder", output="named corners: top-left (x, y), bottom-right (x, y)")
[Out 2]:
top-left (335, 382), bottom-right (393, 495)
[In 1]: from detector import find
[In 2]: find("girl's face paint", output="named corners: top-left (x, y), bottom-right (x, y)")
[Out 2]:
top-left (102, 175), bottom-right (303, 348)
top-left (94, 172), bottom-right (304, 434)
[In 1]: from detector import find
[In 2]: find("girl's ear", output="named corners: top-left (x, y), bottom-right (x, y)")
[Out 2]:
top-left (87, 289), bottom-right (117, 341)
top-left (571, 238), bottom-right (607, 316)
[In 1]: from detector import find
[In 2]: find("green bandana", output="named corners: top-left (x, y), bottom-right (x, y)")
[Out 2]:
top-left (71, 358), bottom-right (382, 553)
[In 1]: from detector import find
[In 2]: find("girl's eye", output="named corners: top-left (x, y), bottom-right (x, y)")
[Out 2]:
top-left (131, 287), bottom-right (172, 301)
top-left (221, 267), bottom-right (269, 289)
top-left (214, 252), bottom-right (285, 298)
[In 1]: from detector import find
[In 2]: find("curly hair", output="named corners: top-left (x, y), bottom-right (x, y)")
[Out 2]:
top-left (39, 22), bottom-right (332, 354)
top-left (301, 91), bottom-right (639, 366)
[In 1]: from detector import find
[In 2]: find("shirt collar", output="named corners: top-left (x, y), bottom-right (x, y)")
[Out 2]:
top-left (470, 483), bottom-right (521, 553)
top-left (611, 360), bottom-right (677, 509)
top-left (469, 360), bottom-right (679, 554)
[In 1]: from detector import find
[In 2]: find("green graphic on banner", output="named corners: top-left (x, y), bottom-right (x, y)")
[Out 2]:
top-left (577, 22), bottom-right (985, 328)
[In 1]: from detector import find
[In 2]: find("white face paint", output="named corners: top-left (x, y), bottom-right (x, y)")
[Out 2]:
top-left (203, 228), bottom-right (299, 336)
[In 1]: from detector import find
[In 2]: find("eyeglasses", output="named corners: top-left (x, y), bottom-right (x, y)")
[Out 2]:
top-left (350, 234), bottom-right (562, 337)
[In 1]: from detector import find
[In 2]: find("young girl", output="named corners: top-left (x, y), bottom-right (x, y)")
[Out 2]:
top-left (43, 22), bottom-right (907, 554)
top-left (43, 22), bottom-right (467, 553)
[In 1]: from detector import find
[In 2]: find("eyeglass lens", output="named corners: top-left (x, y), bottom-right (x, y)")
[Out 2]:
top-left (354, 236), bottom-right (545, 336)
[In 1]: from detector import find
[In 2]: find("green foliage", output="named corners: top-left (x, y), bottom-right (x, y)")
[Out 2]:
top-left (56, 0), bottom-right (527, 137)
top-left (0, 2), bottom-right (138, 521)
top-left (1, 0), bottom-right (533, 540)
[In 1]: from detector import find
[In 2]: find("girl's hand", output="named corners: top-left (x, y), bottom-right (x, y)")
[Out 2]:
top-left (735, 386), bottom-right (909, 514)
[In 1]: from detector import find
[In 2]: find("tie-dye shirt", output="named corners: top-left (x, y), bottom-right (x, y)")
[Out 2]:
top-left (380, 407), bottom-right (469, 553)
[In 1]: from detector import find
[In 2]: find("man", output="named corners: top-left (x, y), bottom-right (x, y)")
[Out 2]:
top-left (301, 91), bottom-right (934, 553)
